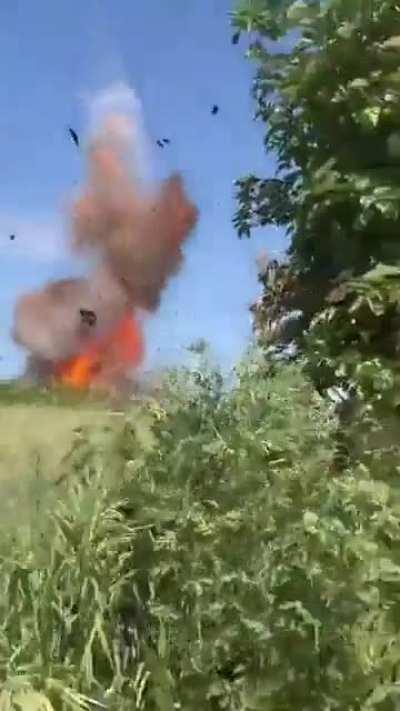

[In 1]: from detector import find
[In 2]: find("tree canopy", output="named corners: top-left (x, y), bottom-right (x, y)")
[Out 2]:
top-left (232, 0), bottom-right (400, 468)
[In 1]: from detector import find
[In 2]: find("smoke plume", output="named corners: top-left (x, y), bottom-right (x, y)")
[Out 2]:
top-left (13, 85), bottom-right (198, 387)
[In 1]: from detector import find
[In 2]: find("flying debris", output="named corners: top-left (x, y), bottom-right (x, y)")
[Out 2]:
top-left (232, 32), bottom-right (240, 45)
top-left (68, 127), bottom-right (79, 148)
top-left (79, 308), bottom-right (97, 327)
top-left (186, 338), bottom-right (208, 354)
top-left (211, 105), bottom-right (219, 115)
top-left (162, 138), bottom-right (170, 145)
top-left (156, 140), bottom-right (164, 148)
top-left (9, 234), bottom-right (15, 241)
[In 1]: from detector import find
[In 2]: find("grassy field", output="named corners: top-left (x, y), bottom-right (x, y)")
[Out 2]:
top-left (0, 403), bottom-right (115, 478)
top-left (0, 380), bottom-right (157, 475)
top-left (0, 381), bottom-right (155, 540)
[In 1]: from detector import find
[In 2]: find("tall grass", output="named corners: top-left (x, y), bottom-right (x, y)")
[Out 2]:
top-left (1, 353), bottom-right (400, 708)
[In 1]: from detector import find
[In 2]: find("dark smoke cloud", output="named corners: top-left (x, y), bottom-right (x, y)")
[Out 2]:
top-left (13, 107), bottom-right (198, 372)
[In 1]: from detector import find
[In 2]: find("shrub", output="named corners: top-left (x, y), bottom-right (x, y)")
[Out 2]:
top-left (1, 355), bottom-right (400, 708)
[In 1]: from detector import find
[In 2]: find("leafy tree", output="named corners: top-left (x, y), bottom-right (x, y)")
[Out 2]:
top-left (232, 0), bottom-right (400, 470)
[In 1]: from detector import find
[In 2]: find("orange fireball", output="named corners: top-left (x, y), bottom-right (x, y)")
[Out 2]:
top-left (55, 313), bottom-right (144, 390)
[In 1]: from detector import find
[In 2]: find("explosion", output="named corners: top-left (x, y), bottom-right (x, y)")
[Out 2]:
top-left (13, 91), bottom-right (198, 393)
top-left (53, 313), bottom-right (145, 390)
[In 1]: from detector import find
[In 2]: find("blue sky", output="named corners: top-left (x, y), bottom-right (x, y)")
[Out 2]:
top-left (0, 0), bottom-right (286, 379)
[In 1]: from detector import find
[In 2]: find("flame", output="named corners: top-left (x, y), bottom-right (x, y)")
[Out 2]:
top-left (54, 313), bottom-right (144, 390)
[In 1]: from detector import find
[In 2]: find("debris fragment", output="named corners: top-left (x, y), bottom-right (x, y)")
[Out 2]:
top-left (211, 105), bottom-right (219, 115)
top-left (9, 234), bottom-right (15, 241)
top-left (156, 138), bottom-right (170, 148)
top-left (232, 32), bottom-right (240, 45)
top-left (68, 127), bottom-right (79, 148)
top-left (187, 338), bottom-right (208, 354)
top-left (79, 308), bottom-right (97, 327)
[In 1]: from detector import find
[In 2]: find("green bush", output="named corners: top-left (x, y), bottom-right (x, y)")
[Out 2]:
top-left (2, 355), bottom-right (400, 709)
top-left (232, 0), bottom-right (400, 445)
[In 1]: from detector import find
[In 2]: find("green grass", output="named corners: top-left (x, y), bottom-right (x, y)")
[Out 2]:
top-left (0, 358), bottom-right (400, 709)
top-left (0, 404), bottom-right (117, 481)
top-left (0, 381), bottom-right (109, 407)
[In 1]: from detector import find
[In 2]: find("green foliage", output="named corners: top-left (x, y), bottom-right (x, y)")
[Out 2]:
top-left (233, 0), bottom-right (400, 274)
top-left (229, 7), bottom-right (400, 702)
top-left (232, 0), bottom-right (400, 458)
top-left (2, 356), bottom-right (400, 708)
top-left (233, 175), bottom-right (296, 238)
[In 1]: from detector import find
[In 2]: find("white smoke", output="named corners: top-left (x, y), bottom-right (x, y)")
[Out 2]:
top-left (82, 81), bottom-right (154, 185)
